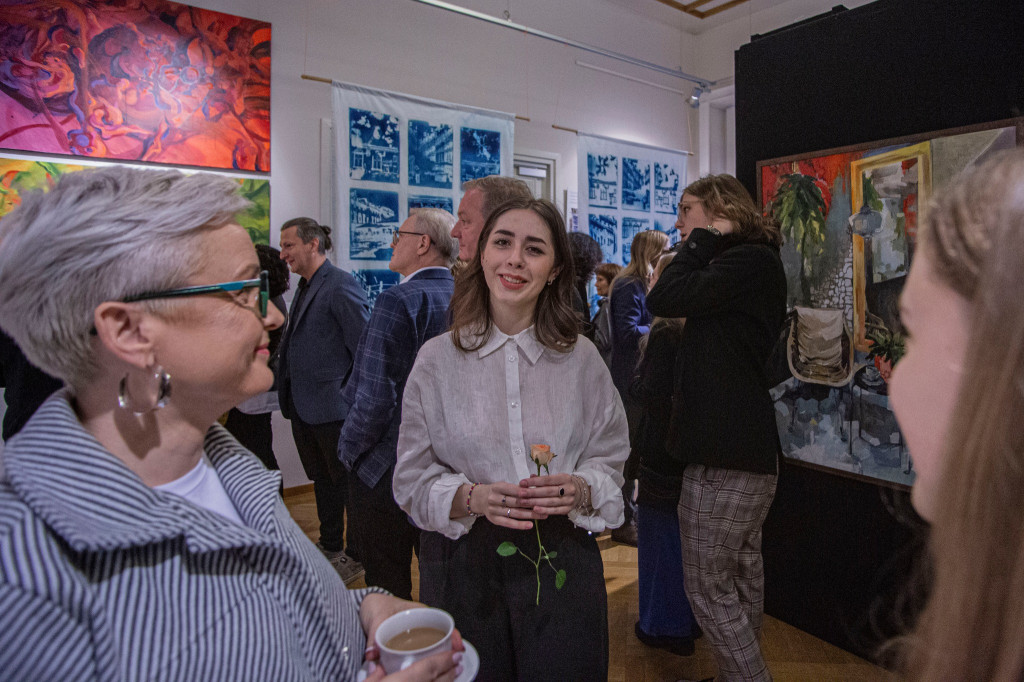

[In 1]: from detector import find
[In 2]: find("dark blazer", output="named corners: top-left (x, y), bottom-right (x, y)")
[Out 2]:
top-left (278, 260), bottom-right (369, 425)
top-left (646, 229), bottom-right (787, 475)
top-left (337, 268), bottom-right (454, 488)
top-left (609, 275), bottom-right (652, 400)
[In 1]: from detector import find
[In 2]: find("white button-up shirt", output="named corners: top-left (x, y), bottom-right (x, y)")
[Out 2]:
top-left (394, 326), bottom-right (629, 540)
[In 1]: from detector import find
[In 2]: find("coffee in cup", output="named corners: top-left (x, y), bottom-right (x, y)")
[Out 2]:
top-left (386, 626), bottom-right (447, 651)
top-left (374, 607), bottom-right (454, 673)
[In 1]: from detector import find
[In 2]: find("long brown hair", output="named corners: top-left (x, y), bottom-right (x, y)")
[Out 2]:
top-left (449, 198), bottom-right (578, 352)
top-left (904, 149), bottom-right (1024, 682)
top-left (684, 173), bottom-right (783, 248)
top-left (612, 230), bottom-right (669, 294)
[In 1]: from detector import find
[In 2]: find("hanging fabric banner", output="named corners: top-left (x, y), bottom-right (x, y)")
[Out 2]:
top-left (576, 133), bottom-right (688, 266)
top-left (331, 81), bottom-right (514, 304)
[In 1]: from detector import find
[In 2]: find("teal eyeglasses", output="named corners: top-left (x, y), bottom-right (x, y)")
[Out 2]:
top-left (123, 270), bottom-right (270, 317)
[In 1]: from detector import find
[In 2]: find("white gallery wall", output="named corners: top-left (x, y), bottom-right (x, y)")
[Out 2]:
top-left (127, 0), bottom-right (874, 487)
top-left (168, 0), bottom-right (701, 487)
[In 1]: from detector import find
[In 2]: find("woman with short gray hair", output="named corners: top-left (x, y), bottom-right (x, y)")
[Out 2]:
top-left (0, 167), bottom-right (462, 681)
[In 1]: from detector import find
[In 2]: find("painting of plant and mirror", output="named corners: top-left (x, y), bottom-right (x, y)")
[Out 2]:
top-left (759, 119), bottom-right (1021, 487)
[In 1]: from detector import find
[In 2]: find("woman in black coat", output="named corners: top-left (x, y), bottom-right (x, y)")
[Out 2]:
top-left (646, 174), bottom-right (787, 682)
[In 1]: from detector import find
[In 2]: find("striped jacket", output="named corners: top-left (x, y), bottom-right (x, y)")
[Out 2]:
top-left (0, 392), bottom-right (383, 681)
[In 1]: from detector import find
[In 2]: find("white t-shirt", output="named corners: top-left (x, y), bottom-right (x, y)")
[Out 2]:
top-left (156, 455), bottom-right (244, 525)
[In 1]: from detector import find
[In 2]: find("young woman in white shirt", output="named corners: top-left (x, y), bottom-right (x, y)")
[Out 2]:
top-left (394, 198), bottom-right (629, 681)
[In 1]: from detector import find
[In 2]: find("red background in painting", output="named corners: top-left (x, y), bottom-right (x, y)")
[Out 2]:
top-left (0, 0), bottom-right (270, 171)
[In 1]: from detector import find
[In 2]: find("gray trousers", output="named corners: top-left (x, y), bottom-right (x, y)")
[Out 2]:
top-left (678, 464), bottom-right (778, 682)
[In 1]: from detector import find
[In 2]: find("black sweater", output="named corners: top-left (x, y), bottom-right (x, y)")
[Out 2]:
top-left (645, 229), bottom-right (787, 475)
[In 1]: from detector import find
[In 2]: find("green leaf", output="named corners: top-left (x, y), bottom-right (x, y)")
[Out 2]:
top-left (496, 541), bottom-right (518, 557)
top-left (545, 551), bottom-right (557, 560)
top-left (555, 569), bottom-right (567, 590)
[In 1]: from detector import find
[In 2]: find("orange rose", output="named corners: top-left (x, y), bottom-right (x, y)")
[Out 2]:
top-left (529, 444), bottom-right (556, 470)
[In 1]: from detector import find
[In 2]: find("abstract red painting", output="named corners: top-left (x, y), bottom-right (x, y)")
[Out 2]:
top-left (0, 0), bottom-right (270, 171)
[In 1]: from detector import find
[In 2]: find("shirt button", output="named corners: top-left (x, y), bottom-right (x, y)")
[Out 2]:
top-left (510, 401), bottom-right (519, 408)
top-left (688, 241), bottom-right (698, 250)
top-left (513, 448), bottom-right (522, 455)
top-left (507, 355), bottom-right (517, 362)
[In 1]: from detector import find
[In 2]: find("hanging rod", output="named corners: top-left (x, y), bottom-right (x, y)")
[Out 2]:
top-left (574, 60), bottom-right (690, 96)
top-left (407, 0), bottom-right (715, 91)
top-left (299, 74), bottom-right (531, 121)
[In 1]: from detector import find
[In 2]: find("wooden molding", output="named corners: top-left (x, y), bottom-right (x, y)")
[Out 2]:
top-left (653, 0), bottom-right (753, 19)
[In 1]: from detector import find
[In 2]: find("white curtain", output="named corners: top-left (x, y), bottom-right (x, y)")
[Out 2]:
top-left (577, 133), bottom-right (688, 266)
top-left (331, 81), bottom-right (514, 304)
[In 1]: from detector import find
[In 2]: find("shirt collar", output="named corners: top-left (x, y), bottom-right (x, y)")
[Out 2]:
top-left (400, 265), bottom-right (450, 284)
top-left (299, 258), bottom-right (331, 288)
top-left (476, 325), bottom-right (545, 364)
top-left (3, 390), bottom-right (283, 554)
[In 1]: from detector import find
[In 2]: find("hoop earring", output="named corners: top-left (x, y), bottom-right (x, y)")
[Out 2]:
top-left (117, 366), bottom-right (172, 416)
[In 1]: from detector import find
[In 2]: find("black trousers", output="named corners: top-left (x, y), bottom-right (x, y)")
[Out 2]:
top-left (419, 517), bottom-right (608, 682)
top-left (224, 408), bottom-right (279, 472)
top-left (347, 467), bottom-right (419, 600)
top-left (290, 418), bottom-right (352, 556)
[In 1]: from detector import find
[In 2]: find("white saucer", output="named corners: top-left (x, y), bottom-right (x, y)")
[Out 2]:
top-left (455, 640), bottom-right (479, 681)
top-left (355, 640), bottom-right (478, 681)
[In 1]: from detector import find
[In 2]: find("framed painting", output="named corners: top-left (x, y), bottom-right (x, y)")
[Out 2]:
top-left (0, 1), bottom-right (270, 171)
top-left (849, 142), bottom-right (931, 350)
top-left (759, 118), bottom-right (1023, 488)
top-left (0, 155), bottom-right (271, 244)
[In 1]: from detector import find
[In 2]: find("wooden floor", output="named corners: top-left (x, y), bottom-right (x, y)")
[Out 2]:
top-left (285, 490), bottom-right (898, 682)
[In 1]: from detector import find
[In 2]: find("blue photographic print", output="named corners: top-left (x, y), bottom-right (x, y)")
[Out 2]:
top-left (349, 108), bottom-right (400, 183)
top-left (589, 213), bottom-right (618, 263)
top-left (622, 158), bottom-right (651, 211)
top-left (408, 195), bottom-right (453, 213)
top-left (654, 219), bottom-right (680, 247)
top-left (460, 127), bottom-right (501, 183)
top-left (350, 189), bottom-right (399, 260)
top-left (409, 121), bottom-right (453, 188)
top-left (621, 217), bottom-right (651, 265)
top-left (654, 162), bottom-right (681, 213)
top-left (587, 154), bottom-right (618, 208)
top-left (353, 269), bottom-right (402, 308)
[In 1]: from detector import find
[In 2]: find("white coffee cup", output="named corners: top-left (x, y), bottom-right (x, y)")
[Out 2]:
top-left (374, 607), bottom-right (455, 673)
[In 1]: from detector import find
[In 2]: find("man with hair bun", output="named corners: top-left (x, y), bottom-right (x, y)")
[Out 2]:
top-left (338, 208), bottom-right (459, 599)
top-left (278, 217), bottom-right (369, 584)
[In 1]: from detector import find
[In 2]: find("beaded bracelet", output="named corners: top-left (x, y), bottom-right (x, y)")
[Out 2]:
top-left (570, 474), bottom-right (593, 516)
top-left (466, 482), bottom-right (480, 517)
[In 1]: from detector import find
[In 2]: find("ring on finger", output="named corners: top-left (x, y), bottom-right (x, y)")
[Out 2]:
top-left (501, 495), bottom-right (507, 506)
top-left (559, 487), bottom-right (565, 496)
top-left (506, 507), bottom-right (511, 517)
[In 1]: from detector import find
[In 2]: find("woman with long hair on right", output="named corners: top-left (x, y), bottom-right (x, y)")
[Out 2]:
top-left (889, 149), bottom-right (1024, 681)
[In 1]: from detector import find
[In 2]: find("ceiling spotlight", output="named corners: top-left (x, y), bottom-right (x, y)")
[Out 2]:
top-left (687, 86), bottom-right (703, 109)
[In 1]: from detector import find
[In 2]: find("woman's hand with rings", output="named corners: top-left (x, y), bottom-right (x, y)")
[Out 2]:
top-left (479, 481), bottom-right (536, 530)
top-left (516, 473), bottom-right (578, 516)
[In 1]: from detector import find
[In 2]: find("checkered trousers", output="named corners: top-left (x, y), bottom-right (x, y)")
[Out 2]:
top-left (678, 464), bottom-right (778, 682)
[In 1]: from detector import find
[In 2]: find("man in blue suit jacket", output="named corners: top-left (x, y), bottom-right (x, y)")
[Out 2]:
top-left (278, 217), bottom-right (369, 583)
top-left (338, 208), bottom-right (458, 599)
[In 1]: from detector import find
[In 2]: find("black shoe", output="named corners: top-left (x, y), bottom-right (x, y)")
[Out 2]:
top-left (634, 621), bottom-right (696, 656)
top-left (611, 521), bottom-right (638, 546)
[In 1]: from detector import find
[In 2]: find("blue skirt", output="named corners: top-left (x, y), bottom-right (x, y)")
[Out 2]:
top-left (637, 502), bottom-right (699, 638)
